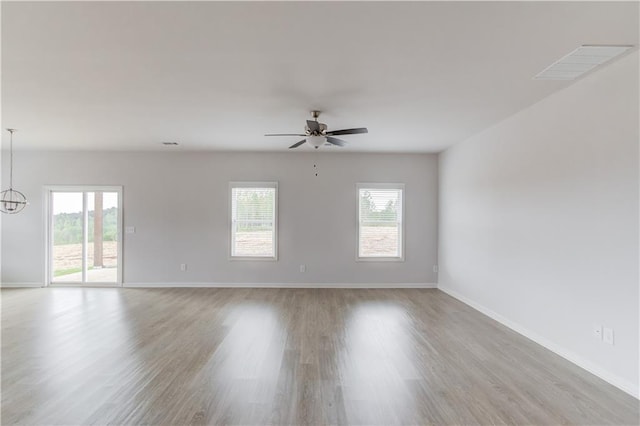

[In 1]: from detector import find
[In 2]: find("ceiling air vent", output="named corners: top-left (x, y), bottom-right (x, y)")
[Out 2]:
top-left (534, 45), bottom-right (633, 80)
top-left (162, 142), bottom-right (179, 146)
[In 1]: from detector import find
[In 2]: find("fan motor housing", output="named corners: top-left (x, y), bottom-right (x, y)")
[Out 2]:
top-left (305, 122), bottom-right (328, 135)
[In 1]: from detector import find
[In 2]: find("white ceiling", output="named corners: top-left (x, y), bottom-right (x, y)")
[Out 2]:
top-left (1, 1), bottom-right (637, 152)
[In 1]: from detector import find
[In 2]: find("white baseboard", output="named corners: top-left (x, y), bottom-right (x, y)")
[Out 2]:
top-left (124, 282), bottom-right (437, 289)
top-left (438, 285), bottom-right (639, 399)
top-left (0, 282), bottom-right (42, 288)
top-left (0, 282), bottom-right (436, 289)
top-left (49, 283), bottom-right (122, 288)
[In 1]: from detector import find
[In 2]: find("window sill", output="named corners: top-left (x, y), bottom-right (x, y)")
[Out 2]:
top-left (357, 256), bottom-right (405, 262)
top-left (229, 256), bottom-right (278, 262)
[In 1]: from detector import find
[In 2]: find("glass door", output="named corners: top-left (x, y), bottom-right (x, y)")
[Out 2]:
top-left (49, 187), bottom-right (122, 285)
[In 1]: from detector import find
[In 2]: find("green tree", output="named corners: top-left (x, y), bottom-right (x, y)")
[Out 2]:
top-left (360, 191), bottom-right (376, 221)
top-left (53, 207), bottom-right (118, 245)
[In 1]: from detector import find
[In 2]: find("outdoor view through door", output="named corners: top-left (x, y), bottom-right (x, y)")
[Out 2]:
top-left (50, 188), bottom-right (121, 284)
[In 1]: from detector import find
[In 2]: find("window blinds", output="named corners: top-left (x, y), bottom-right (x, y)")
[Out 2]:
top-left (231, 185), bottom-right (276, 258)
top-left (358, 187), bottom-right (403, 258)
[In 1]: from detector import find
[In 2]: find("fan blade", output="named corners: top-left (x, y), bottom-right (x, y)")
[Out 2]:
top-left (306, 120), bottom-right (320, 133)
top-left (265, 133), bottom-right (307, 137)
top-left (326, 136), bottom-right (347, 147)
top-left (289, 139), bottom-right (307, 149)
top-left (326, 127), bottom-right (368, 136)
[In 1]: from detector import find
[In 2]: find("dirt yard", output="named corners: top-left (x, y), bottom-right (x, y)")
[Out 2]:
top-left (234, 226), bottom-right (398, 256)
top-left (53, 241), bottom-right (118, 272)
top-left (359, 226), bottom-right (399, 256)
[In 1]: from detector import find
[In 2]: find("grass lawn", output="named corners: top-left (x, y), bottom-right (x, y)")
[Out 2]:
top-left (54, 266), bottom-right (94, 277)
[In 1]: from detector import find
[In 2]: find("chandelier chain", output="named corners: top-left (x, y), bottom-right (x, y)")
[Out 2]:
top-left (8, 129), bottom-right (14, 189)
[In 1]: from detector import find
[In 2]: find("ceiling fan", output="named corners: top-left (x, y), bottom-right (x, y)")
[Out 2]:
top-left (265, 111), bottom-right (368, 149)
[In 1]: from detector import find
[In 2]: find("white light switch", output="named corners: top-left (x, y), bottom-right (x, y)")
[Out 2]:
top-left (125, 226), bottom-right (136, 234)
top-left (603, 327), bottom-right (614, 345)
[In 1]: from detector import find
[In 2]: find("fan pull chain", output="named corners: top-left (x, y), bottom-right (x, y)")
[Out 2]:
top-left (313, 150), bottom-right (319, 177)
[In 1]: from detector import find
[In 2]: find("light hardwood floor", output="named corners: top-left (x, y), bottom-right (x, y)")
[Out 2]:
top-left (2, 288), bottom-right (638, 425)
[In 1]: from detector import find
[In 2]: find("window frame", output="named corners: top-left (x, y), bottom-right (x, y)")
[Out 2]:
top-left (44, 185), bottom-right (124, 287)
top-left (229, 181), bottom-right (278, 261)
top-left (356, 183), bottom-right (405, 262)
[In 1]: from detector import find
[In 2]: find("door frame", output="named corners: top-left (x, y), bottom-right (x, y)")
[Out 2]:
top-left (44, 185), bottom-right (123, 287)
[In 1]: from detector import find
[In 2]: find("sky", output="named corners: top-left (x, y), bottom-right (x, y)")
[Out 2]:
top-left (52, 192), bottom-right (118, 214)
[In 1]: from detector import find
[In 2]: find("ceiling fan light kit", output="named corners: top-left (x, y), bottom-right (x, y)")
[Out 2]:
top-left (265, 110), bottom-right (368, 150)
top-left (307, 135), bottom-right (326, 148)
top-left (1, 129), bottom-right (28, 214)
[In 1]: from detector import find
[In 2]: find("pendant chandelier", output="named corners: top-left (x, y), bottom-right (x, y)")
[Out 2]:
top-left (1, 129), bottom-right (27, 214)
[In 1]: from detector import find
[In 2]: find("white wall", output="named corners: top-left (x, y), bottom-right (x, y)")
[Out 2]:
top-left (439, 52), bottom-right (639, 397)
top-left (1, 152), bottom-right (438, 286)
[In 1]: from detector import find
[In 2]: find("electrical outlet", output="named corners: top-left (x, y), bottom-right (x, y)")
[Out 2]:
top-left (299, 264), bottom-right (306, 273)
top-left (603, 327), bottom-right (614, 345)
top-left (125, 226), bottom-right (136, 234)
top-left (593, 325), bottom-right (602, 340)
top-left (433, 265), bottom-right (439, 273)
top-left (180, 263), bottom-right (187, 272)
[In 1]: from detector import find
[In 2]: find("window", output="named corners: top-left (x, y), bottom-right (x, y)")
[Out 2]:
top-left (357, 183), bottom-right (404, 260)
top-left (230, 182), bottom-right (278, 259)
